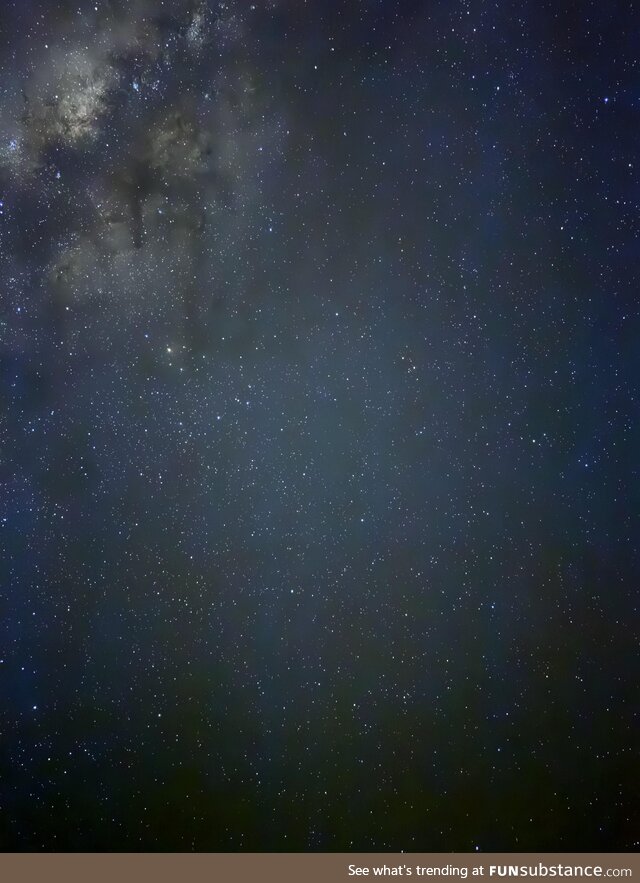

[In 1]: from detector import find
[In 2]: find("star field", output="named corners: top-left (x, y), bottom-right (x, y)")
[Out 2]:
top-left (1, 0), bottom-right (638, 852)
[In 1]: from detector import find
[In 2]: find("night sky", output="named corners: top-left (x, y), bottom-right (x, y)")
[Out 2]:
top-left (1, 0), bottom-right (639, 852)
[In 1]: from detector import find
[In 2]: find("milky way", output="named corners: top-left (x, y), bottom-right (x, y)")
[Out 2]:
top-left (1, 0), bottom-right (638, 851)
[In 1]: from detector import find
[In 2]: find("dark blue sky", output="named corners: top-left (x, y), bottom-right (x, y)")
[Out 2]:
top-left (1, 0), bottom-right (638, 851)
